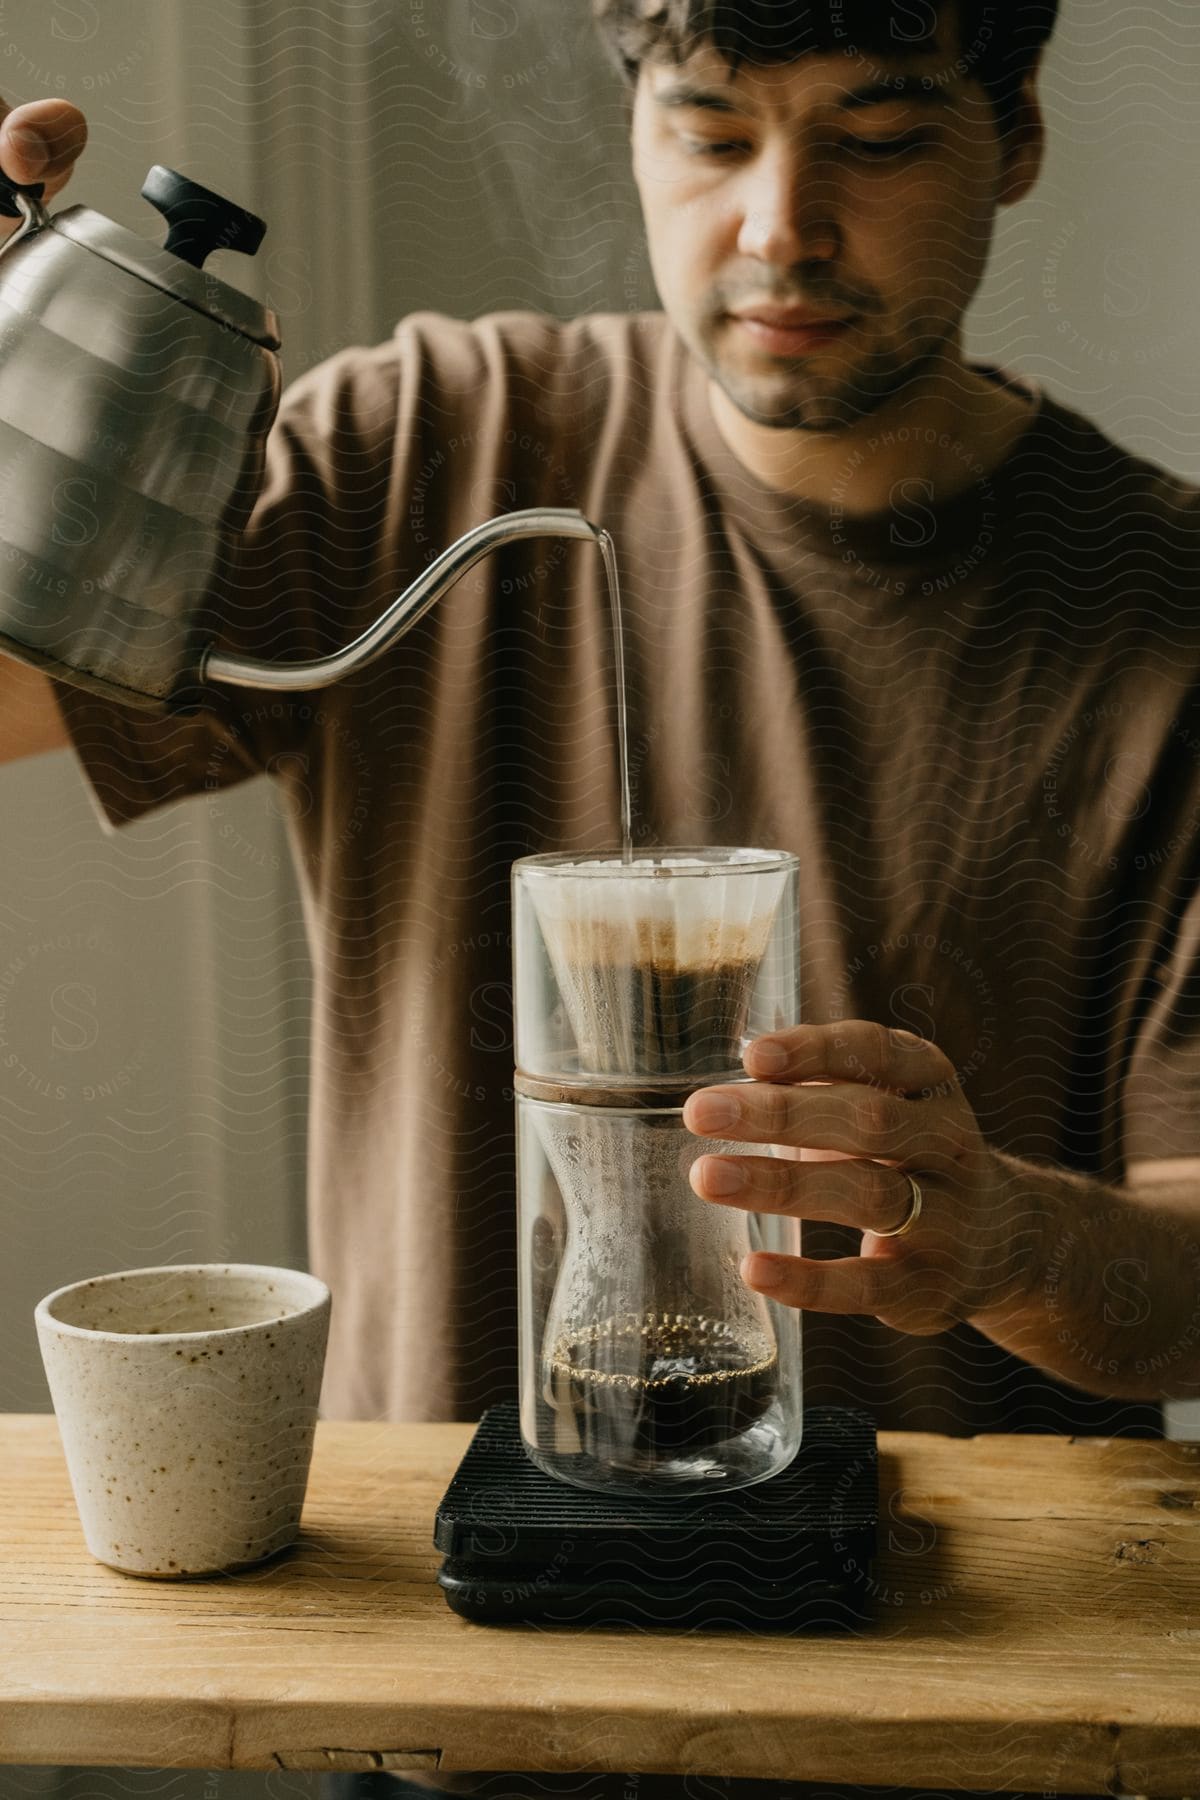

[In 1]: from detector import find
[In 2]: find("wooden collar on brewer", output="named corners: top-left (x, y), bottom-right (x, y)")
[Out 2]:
top-left (512, 1070), bottom-right (737, 1109)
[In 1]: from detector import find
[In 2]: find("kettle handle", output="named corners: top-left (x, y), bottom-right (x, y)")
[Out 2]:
top-left (0, 168), bottom-right (45, 219)
top-left (0, 173), bottom-right (51, 259)
top-left (0, 167), bottom-right (50, 264)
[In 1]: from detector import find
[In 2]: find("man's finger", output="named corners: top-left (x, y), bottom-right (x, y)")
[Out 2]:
top-left (740, 1251), bottom-right (908, 1316)
top-left (743, 1019), bottom-right (959, 1097)
top-left (0, 98), bottom-right (88, 190)
top-left (684, 1077), bottom-right (964, 1168)
top-left (691, 1151), bottom-right (917, 1235)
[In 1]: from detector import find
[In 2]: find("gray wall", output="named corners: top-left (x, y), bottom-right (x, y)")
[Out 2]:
top-left (1, 0), bottom-right (1198, 1793)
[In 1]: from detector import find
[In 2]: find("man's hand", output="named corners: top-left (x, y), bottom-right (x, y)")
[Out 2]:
top-left (683, 1021), bottom-right (1034, 1335)
top-left (0, 95), bottom-right (88, 233)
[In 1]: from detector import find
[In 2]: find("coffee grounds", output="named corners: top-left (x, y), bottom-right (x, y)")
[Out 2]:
top-left (565, 957), bottom-right (760, 1075)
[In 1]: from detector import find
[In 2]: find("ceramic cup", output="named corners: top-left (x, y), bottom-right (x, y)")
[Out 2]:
top-left (34, 1262), bottom-right (331, 1579)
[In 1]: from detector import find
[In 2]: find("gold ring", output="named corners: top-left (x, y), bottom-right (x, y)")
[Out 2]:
top-left (874, 1173), bottom-right (923, 1238)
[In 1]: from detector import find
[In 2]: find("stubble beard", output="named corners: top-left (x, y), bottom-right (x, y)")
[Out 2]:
top-left (692, 310), bottom-right (952, 434)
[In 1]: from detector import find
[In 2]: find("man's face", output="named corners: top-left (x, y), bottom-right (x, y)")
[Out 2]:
top-left (631, 26), bottom-right (1032, 433)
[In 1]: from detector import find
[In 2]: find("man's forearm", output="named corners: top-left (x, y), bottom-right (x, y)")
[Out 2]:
top-left (969, 1151), bottom-right (1200, 1401)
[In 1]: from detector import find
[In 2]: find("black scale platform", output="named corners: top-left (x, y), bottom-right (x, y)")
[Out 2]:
top-left (433, 1402), bottom-right (878, 1632)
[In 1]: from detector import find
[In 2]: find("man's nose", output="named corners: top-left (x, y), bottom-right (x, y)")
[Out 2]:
top-left (735, 149), bottom-right (841, 264)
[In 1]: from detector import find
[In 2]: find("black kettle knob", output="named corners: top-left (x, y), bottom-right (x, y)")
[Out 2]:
top-left (140, 165), bottom-right (266, 269)
top-left (0, 169), bottom-right (46, 219)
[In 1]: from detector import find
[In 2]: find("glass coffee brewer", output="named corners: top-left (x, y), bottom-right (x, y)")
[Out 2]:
top-left (438, 871), bottom-right (876, 1630)
top-left (512, 848), bottom-right (803, 1497)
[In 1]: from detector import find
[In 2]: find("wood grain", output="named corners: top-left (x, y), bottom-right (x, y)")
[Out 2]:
top-left (1, 1415), bottom-right (1198, 1794)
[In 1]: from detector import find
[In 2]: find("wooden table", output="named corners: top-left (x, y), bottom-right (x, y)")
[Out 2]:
top-left (1, 1415), bottom-right (1199, 1795)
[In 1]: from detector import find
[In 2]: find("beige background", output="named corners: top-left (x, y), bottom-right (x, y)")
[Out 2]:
top-left (1, 1), bottom-right (1198, 1793)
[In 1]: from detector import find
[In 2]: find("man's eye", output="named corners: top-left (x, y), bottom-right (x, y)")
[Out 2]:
top-left (682, 137), bottom-right (751, 159)
top-left (845, 133), bottom-right (932, 160)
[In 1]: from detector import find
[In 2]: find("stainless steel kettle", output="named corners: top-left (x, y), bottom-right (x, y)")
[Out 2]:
top-left (0, 165), bottom-right (599, 715)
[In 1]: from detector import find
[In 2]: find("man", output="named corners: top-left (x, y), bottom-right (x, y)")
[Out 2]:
top-left (2, 2), bottom-right (1200, 1790)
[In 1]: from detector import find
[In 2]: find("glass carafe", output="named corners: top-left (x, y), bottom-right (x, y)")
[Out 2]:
top-left (512, 848), bottom-right (802, 1496)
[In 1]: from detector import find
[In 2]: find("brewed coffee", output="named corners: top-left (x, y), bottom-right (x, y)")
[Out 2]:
top-left (520, 851), bottom-right (790, 1081)
top-left (543, 1309), bottom-right (778, 1469)
top-left (565, 955), bottom-right (760, 1075)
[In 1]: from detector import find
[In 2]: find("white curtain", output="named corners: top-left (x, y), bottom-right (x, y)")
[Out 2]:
top-left (1, 0), bottom-right (316, 1413)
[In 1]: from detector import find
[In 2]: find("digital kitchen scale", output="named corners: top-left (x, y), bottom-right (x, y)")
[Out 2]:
top-left (432, 1402), bottom-right (878, 1632)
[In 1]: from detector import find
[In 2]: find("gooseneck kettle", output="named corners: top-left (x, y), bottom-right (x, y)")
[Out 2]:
top-left (0, 166), bottom-right (598, 714)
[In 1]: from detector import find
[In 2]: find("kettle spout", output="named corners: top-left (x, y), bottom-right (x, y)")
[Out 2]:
top-left (201, 508), bottom-right (605, 695)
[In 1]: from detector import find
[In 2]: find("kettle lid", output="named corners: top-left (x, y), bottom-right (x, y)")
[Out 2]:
top-left (51, 166), bottom-right (281, 349)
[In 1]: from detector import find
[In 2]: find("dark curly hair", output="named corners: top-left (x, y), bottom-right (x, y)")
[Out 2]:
top-left (593, 0), bottom-right (1059, 142)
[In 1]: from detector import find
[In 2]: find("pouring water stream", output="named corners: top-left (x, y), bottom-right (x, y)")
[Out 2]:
top-left (597, 528), bottom-right (634, 864)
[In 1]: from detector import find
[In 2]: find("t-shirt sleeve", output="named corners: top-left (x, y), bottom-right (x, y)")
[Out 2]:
top-left (1122, 867), bottom-right (1200, 1173)
top-left (49, 333), bottom-right (413, 834)
top-left (1117, 483), bottom-right (1200, 1178)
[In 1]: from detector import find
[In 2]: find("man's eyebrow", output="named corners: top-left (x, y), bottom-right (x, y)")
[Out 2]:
top-left (654, 84), bottom-right (745, 115)
top-left (654, 74), bottom-right (953, 116)
top-left (840, 77), bottom-right (953, 111)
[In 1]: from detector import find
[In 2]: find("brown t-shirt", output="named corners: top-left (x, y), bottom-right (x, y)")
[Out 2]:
top-left (51, 309), bottom-right (1200, 1436)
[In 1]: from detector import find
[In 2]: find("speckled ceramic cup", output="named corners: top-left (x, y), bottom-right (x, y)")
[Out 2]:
top-left (34, 1263), bottom-right (331, 1579)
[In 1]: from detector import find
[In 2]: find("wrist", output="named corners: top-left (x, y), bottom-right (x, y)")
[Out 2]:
top-left (965, 1148), bottom-right (1057, 1337)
